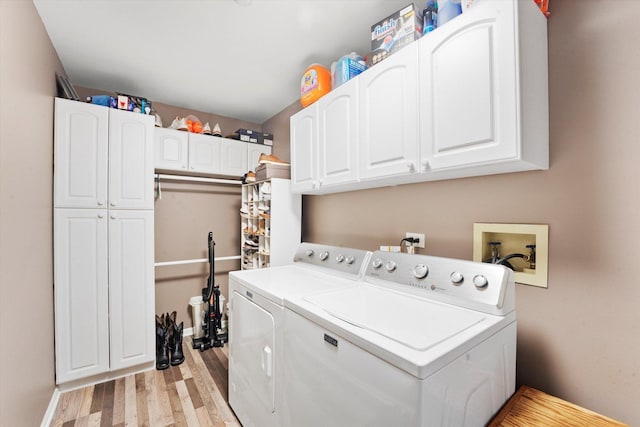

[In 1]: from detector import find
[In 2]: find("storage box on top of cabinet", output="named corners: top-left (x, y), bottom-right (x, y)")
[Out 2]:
top-left (290, 0), bottom-right (548, 194)
top-left (240, 178), bottom-right (301, 270)
top-left (53, 98), bottom-right (155, 385)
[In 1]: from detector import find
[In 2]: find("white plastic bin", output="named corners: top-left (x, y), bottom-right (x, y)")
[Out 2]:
top-left (189, 296), bottom-right (204, 338)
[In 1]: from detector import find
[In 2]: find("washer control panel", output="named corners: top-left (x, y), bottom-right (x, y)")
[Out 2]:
top-left (294, 242), bottom-right (372, 278)
top-left (364, 251), bottom-right (514, 314)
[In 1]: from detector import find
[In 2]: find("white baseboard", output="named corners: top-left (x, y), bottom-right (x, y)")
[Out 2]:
top-left (40, 388), bottom-right (60, 427)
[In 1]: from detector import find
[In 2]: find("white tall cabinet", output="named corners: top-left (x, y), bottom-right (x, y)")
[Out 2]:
top-left (54, 98), bottom-right (155, 384)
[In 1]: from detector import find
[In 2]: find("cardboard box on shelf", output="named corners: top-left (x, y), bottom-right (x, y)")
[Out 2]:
top-left (256, 163), bottom-right (290, 181)
top-left (370, 3), bottom-right (423, 66)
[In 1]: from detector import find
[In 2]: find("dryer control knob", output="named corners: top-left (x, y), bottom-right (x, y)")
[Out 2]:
top-left (450, 272), bottom-right (464, 284)
top-left (320, 251), bottom-right (329, 261)
top-left (473, 275), bottom-right (488, 289)
top-left (345, 256), bottom-right (355, 265)
top-left (306, 249), bottom-right (314, 257)
top-left (385, 261), bottom-right (397, 272)
top-left (413, 264), bottom-right (428, 279)
top-left (372, 258), bottom-right (383, 269)
top-left (336, 254), bottom-right (345, 263)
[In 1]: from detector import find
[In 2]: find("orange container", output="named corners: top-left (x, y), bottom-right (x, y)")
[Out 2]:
top-left (300, 64), bottom-right (331, 108)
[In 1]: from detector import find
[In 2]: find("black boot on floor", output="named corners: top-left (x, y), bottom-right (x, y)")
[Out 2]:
top-left (170, 321), bottom-right (185, 366)
top-left (156, 316), bottom-right (170, 370)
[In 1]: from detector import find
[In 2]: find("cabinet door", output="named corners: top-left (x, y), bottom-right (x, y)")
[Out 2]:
top-left (359, 43), bottom-right (419, 179)
top-left (419, 0), bottom-right (517, 170)
top-left (54, 98), bottom-right (109, 208)
top-left (108, 210), bottom-right (155, 371)
top-left (318, 79), bottom-right (359, 187)
top-left (108, 109), bottom-right (155, 209)
top-left (154, 127), bottom-right (188, 171)
top-left (54, 209), bottom-right (109, 384)
top-left (221, 139), bottom-right (248, 176)
top-left (248, 144), bottom-right (272, 172)
top-left (290, 104), bottom-right (318, 192)
top-left (188, 133), bottom-right (223, 174)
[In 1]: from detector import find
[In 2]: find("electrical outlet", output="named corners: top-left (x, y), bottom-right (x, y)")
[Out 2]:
top-left (405, 232), bottom-right (425, 248)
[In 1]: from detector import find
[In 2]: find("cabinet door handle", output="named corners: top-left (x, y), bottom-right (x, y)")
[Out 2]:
top-left (406, 161), bottom-right (416, 173)
top-left (422, 160), bottom-right (430, 172)
top-left (97, 201), bottom-right (104, 206)
top-left (110, 215), bottom-right (116, 220)
top-left (97, 213), bottom-right (104, 219)
top-left (110, 202), bottom-right (116, 207)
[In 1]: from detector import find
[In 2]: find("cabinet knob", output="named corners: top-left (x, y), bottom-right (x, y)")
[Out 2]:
top-left (406, 162), bottom-right (416, 173)
top-left (97, 213), bottom-right (104, 219)
top-left (97, 201), bottom-right (104, 206)
top-left (110, 202), bottom-right (116, 207)
top-left (422, 160), bottom-right (430, 172)
top-left (110, 215), bottom-right (116, 220)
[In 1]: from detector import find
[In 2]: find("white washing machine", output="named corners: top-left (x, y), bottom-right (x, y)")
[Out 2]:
top-left (282, 250), bottom-right (517, 427)
top-left (228, 243), bottom-right (371, 427)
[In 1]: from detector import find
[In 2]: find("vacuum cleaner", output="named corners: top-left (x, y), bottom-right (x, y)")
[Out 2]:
top-left (192, 232), bottom-right (228, 351)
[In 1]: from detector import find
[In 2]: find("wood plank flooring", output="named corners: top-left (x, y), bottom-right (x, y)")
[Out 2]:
top-left (50, 342), bottom-right (240, 427)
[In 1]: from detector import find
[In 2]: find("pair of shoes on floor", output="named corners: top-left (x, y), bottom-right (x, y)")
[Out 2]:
top-left (155, 311), bottom-right (184, 370)
top-left (258, 153), bottom-right (289, 166)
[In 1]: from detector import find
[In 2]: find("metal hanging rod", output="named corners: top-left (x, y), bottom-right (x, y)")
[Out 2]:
top-left (154, 255), bottom-right (241, 267)
top-left (156, 173), bottom-right (242, 185)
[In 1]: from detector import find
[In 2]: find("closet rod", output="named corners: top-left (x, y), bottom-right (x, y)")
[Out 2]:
top-left (154, 255), bottom-right (241, 267)
top-left (156, 173), bottom-right (242, 185)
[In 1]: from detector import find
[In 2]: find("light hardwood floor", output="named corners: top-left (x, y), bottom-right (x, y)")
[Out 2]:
top-left (50, 341), bottom-right (240, 426)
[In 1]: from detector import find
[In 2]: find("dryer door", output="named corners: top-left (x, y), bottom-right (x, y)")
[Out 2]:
top-left (229, 290), bottom-right (276, 420)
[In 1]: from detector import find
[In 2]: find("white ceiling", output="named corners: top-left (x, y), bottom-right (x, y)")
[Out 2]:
top-left (33, 0), bottom-right (415, 124)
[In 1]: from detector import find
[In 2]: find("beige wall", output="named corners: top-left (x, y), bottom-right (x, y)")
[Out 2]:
top-left (0, 1), bottom-right (65, 425)
top-left (266, 1), bottom-right (640, 424)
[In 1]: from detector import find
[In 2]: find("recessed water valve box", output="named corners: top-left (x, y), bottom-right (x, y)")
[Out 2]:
top-left (473, 223), bottom-right (549, 288)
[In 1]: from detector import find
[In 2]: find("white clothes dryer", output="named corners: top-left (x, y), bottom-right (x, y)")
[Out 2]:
top-left (228, 243), bottom-right (371, 427)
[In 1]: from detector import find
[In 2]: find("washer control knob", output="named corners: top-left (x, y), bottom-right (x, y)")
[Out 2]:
top-left (336, 254), bottom-right (345, 263)
top-left (372, 258), bottom-right (383, 269)
top-left (413, 264), bottom-right (429, 279)
top-left (345, 256), bottom-right (355, 265)
top-left (473, 275), bottom-right (489, 289)
top-left (385, 261), bottom-right (397, 272)
top-left (320, 251), bottom-right (329, 261)
top-left (450, 272), bottom-right (464, 284)
top-left (306, 249), bottom-right (314, 257)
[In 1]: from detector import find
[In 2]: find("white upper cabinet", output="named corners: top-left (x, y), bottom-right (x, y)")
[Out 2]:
top-left (54, 98), bottom-right (154, 209)
top-left (289, 0), bottom-right (548, 194)
top-left (156, 127), bottom-right (265, 176)
top-left (419, 0), bottom-right (547, 173)
top-left (155, 127), bottom-right (188, 171)
top-left (290, 104), bottom-right (318, 193)
top-left (318, 78), bottom-right (359, 188)
top-left (108, 108), bottom-right (155, 210)
top-left (221, 137), bottom-right (248, 176)
top-left (359, 42), bottom-right (419, 180)
top-left (54, 98), bottom-right (109, 208)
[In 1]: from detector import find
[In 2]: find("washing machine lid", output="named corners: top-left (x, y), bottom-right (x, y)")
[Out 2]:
top-left (303, 284), bottom-right (486, 351)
